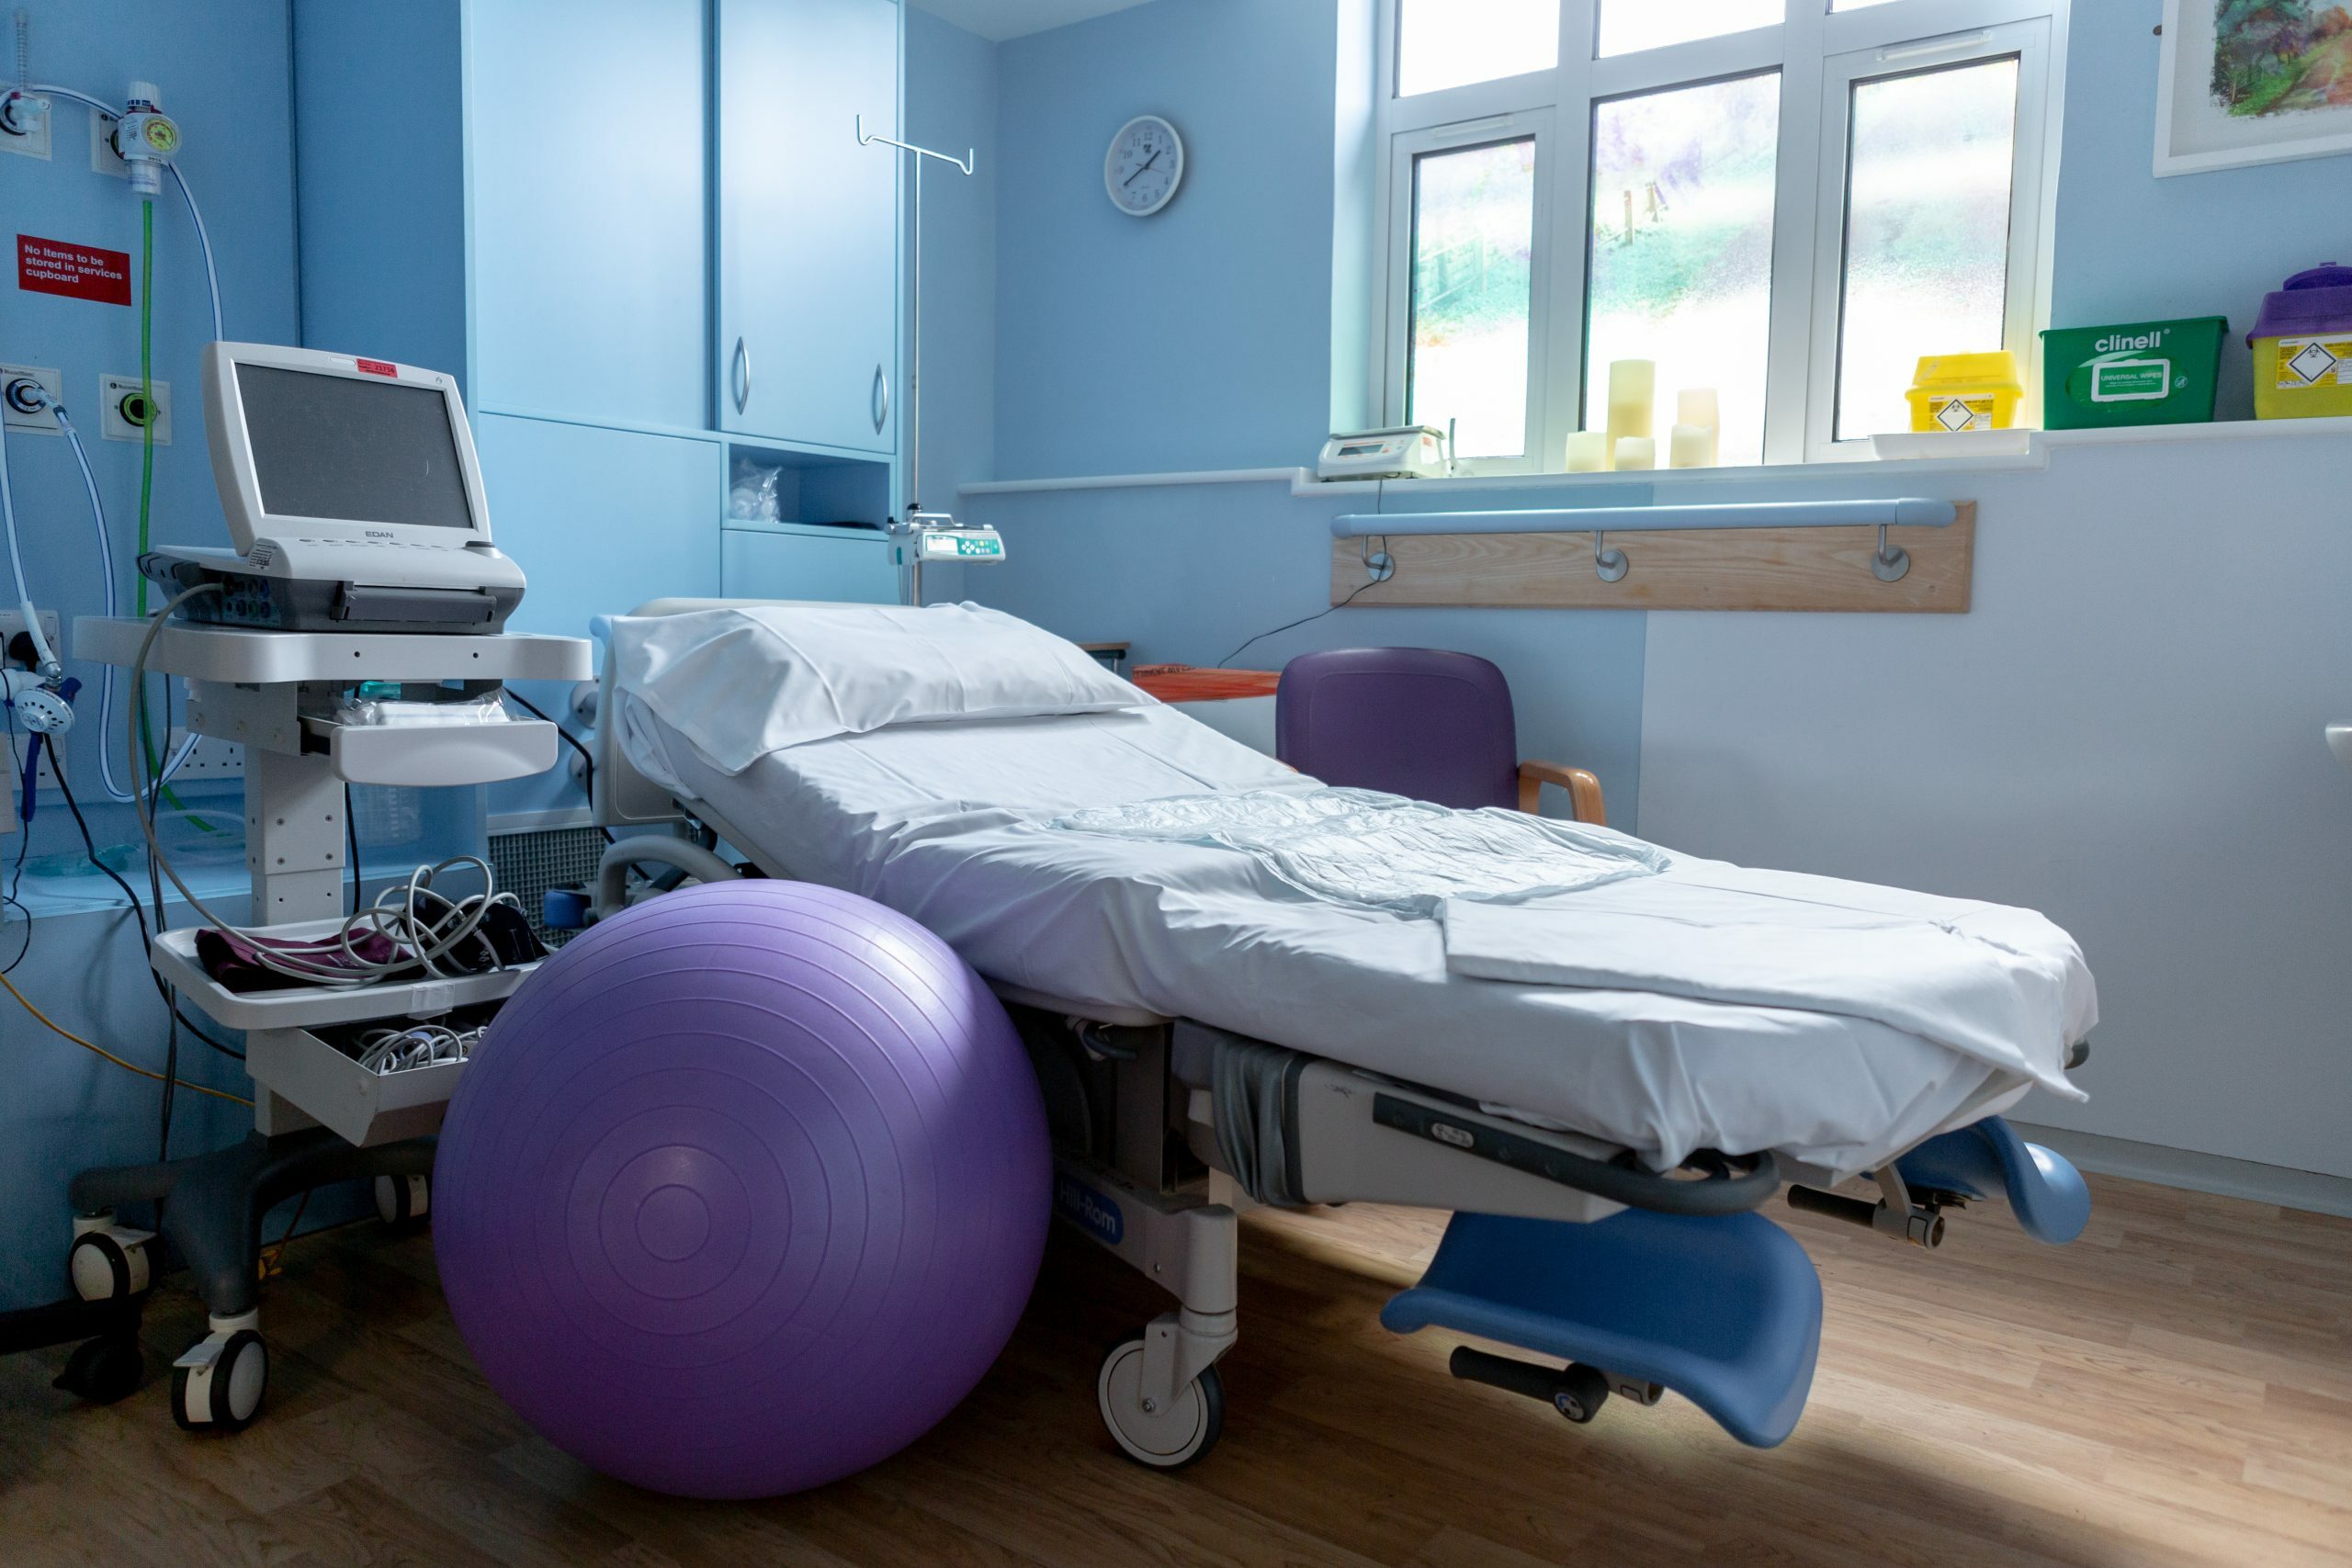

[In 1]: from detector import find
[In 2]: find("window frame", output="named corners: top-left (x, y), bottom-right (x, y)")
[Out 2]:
top-left (1368, 0), bottom-right (2069, 473)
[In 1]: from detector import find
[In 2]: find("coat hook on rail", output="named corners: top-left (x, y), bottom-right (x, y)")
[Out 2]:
top-left (1592, 530), bottom-right (1627, 582)
top-left (1871, 525), bottom-right (1909, 582)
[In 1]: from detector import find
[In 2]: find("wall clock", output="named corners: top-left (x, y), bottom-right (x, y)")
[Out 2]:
top-left (1104, 114), bottom-right (1183, 217)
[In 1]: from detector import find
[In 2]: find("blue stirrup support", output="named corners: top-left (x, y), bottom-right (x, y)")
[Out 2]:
top-left (1894, 1115), bottom-right (2091, 1246)
top-left (1382, 1208), bottom-right (1823, 1449)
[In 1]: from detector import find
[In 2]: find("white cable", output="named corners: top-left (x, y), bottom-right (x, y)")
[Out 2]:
top-left (168, 164), bottom-right (223, 343)
top-left (30, 85), bottom-right (224, 339)
top-left (49, 404), bottom-right (195, 799)
top-left (0, 419), bottom-right (60, 679)
top-left (51, 410), bottom-right (130, 800)
top-left (131, 586), bottom-right (521, 985)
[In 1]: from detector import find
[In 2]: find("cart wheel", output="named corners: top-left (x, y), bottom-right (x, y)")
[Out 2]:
top-left (1552, 1362), bottom-right (1611, 1425)
top-left (1096, 1334), bottom-right (1224, 1470)
top-left (171, 1328), bottom-right (266, 1433)
top-left (54, 1336), bottom-right (144, 1404)
top-left (375, 1173), bottom-right (430, 1229)
top-left (68, 1226), bottom-right (152, 1302)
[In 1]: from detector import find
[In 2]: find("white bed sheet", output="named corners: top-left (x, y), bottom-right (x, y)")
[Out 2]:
top-left (621, 696), bottom-right (2051, 1178)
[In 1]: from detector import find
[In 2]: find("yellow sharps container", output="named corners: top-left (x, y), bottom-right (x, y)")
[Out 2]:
top-left (1905, 352), bottom-right (2023, 434)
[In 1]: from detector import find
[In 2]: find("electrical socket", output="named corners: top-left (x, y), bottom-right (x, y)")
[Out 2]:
top-left (0, 92), bottom-right (52, 161)
top-left (90, 107), bottom-right (125, 177)
top-left (0, 608), bottom-right (64, 670)
top-left (100, 375), bottom-right (171, 444)
top-left (0, 366), bottom-right (64, 434)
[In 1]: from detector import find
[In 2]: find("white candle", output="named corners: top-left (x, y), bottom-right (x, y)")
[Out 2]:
top-left (1677, 388), bottom-right (1720, 467)
top-left (1613, 434), bottom-right (1655, 471)
top-left (1668, 423), bottom-right (1711, 468)
top-left (1566, 430), bottom-right (1610, 472)
top-left (1606, 359), bottom-right (1655, 463)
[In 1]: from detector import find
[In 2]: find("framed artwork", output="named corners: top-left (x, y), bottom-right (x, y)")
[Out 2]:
top-left (2156, 0), bottom-right (2352, 175)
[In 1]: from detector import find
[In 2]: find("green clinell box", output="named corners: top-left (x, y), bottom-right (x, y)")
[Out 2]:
top-left (2039, 316), bottom-right (2228, 429)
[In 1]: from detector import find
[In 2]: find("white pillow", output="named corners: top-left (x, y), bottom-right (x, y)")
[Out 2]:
top-left (608, 602), bottom-right (1154, 773)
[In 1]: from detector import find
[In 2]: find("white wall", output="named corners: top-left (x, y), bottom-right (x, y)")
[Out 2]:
top-left (1637, 429), bottom-right (2352, 1179)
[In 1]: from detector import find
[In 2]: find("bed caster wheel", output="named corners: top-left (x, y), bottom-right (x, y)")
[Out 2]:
top-left (375, 1173), bottom-right (430, 1229)
top-left (1096, 1334), bottom-right (1224, 1470)
top-left (68, 1218), bottom-right (153, 1302)
top-left (54, 1336), bottom-right (144, 1404)
top-left (171, 1326), bottom-right (266, 1433)
top-left (1551, 1362), bottom-right (1611, 1425)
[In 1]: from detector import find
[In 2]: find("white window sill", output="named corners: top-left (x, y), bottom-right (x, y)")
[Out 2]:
top-left (957, 417), bottom-right (2352, 499)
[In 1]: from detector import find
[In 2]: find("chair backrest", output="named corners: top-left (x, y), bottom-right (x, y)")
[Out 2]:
top-left (1275, 647), bottom-right (1519, 809)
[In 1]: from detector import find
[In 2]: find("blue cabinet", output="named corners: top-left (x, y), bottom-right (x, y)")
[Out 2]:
top-left (723, 526), bottom-right (898, 603)
top-left (716, 0), bottom-right (901, 455)
top-left (469, 0), bottom-right (710, 428)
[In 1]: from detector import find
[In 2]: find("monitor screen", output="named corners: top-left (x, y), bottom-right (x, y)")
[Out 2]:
top-left (236, 364), bottom-right (475, 530)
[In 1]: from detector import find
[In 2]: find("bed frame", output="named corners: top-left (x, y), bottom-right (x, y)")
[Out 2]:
top-left (581, 600), bottom-right (2073, 1467)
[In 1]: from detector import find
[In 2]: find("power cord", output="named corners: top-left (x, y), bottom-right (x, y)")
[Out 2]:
top-left (503, 688), bottom-right (616, 844)
top-left (1218, 568), bottom-right (1391, 670)
top-left (52, 763), bottom-right (243, 1062)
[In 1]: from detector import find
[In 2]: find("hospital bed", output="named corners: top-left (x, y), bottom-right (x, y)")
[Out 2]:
top-left (587, 599), bottom-right (2094, 1467)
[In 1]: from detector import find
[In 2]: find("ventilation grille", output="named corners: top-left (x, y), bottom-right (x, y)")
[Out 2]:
top-left (488, 824), bottom-right (606, 948)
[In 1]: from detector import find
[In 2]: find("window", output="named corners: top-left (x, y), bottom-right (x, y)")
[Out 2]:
top-left (1372, 0), bottom-right (2063, 469)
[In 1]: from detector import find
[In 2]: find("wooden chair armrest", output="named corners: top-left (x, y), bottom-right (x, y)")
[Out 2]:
top-left (1517, 761), bottom-right (1607, 825)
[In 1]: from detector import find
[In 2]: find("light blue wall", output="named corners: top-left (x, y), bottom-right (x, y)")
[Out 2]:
top-left (964, 476), bottom-right (1651, 825)
top-left (906, 8), bottom-right (999, 510)
top-left (993, 0), bottom-right (1342, 478)
top-left (0, 0), bottom-right (301, 1308)
top-left (2049, 0), bottom-right (2347, 420)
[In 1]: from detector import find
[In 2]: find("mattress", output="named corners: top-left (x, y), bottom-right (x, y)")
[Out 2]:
top-left (618, 696), bottom-right (2058, 1179)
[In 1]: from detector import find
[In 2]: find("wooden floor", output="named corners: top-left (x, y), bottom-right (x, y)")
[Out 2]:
top-left (3, 1172), bottom-right (2346, 1568)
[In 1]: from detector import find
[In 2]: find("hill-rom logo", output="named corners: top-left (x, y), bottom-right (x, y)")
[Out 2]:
top-left (1053, 1173), bottom-right (1124, 1246)
top-left (2095, 330), bottom-right (2169, 353)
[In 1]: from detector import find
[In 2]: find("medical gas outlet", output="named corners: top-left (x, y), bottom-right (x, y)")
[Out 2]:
top-left (99, 375), bottom-right (169, 444)
top-left (111, 80), bottom-right (177, 196)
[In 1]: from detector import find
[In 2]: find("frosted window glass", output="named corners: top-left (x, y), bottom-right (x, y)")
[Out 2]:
top-left (1398, 0), bottom-right (1559, 96)
top-left (1408, 139), bottom-right (1539, 457)
top-left (1584, 73), bottom-right (1781, 465)
top-left (1597, 0), bottom-right (1782, 57)
top-left (1835, 57), bottom-right (2019, 440)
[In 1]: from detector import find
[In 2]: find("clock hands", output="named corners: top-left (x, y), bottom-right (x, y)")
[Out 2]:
top-left (1122, 148), bottom-right (1161, 187)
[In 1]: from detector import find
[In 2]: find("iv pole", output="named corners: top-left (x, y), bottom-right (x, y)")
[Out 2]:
top-left (857, 115), bottom-right (973, 607)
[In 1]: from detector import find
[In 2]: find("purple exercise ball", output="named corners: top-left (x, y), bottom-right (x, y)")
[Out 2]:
top-left (432, 879), bottom-right (1050, 1498)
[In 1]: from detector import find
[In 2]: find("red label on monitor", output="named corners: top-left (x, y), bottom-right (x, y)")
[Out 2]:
top-left (15, 234), bottom-right (133, 306)
top-left (355, 357), bottom-right (398, 377)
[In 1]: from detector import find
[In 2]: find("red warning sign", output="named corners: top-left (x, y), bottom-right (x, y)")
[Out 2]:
top-left (16, 234), bottom-right (133, 306)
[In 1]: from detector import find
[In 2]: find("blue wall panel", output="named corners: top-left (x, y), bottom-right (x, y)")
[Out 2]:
top-left (467, 0), bottom-right (709, 428)
top-left (292, 0), bottom-right (468, 386)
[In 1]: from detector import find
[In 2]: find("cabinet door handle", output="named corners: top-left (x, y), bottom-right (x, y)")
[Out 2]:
top-left (872, 364), bottom-right (889, 434)
top-left (731, 337), bottom-right (752, 414)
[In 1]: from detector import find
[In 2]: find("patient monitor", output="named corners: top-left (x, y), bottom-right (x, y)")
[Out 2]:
top-left (141, 342), bottom-right (526, 632)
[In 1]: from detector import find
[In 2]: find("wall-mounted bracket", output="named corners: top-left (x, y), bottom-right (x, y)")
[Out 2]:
top-left (1593, 530), bottom-right (1628, 583)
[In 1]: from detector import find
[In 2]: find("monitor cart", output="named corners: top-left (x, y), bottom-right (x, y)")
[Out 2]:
top-left (62, 616), bottom-right (591, 1431)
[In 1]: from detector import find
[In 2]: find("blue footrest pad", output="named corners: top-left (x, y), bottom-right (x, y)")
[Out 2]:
top-left (1381, 1208), bottom-right (1822, 1449)
top-left (1894, 1115), bottom-right (2090, 1246)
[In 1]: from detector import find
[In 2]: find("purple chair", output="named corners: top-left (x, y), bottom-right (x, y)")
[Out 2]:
top-left (1274, 647), bottom-right (1607, 823)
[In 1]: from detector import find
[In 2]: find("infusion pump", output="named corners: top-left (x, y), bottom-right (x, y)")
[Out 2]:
top-left (1317, 425), bottom-right (1450, 482)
